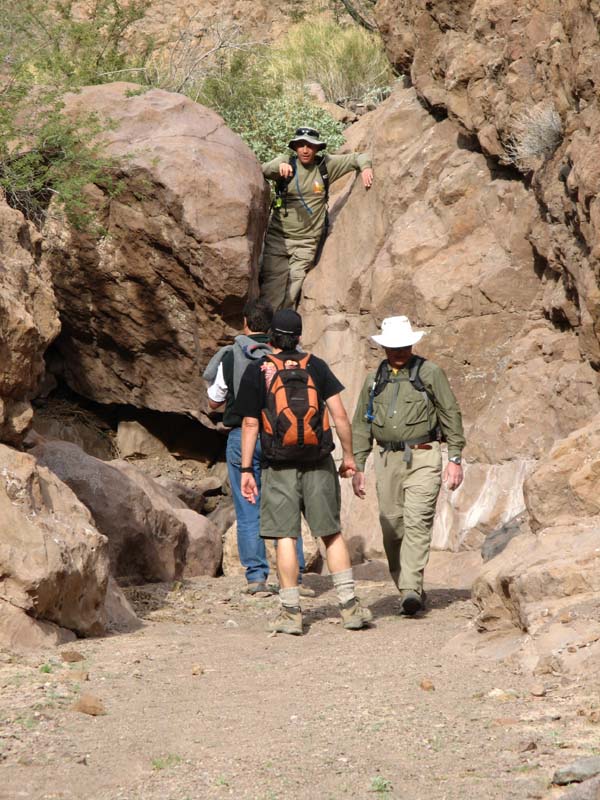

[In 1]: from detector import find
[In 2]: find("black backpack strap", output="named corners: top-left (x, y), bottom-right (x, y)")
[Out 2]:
top-left (317, 155), bottom-right (330, 201)
top-left (272, 155), bottom-right (297, 216)
top-left (408, 355), bottom-right (444, 441)
top-left (364, 360), bottom-right (389, 422)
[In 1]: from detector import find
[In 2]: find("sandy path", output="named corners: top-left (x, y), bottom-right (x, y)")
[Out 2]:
top-left (0, 562), bottom-right (596, 800)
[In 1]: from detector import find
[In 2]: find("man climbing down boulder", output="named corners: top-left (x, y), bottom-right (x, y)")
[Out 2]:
top-left (260, 126), bottom-right (373, 311)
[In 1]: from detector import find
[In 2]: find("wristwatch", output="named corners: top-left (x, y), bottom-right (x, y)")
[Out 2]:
top-left (448, 456), bottom-right (462, 465)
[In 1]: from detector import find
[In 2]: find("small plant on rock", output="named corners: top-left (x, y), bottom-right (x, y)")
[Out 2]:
top-left (504, 102), bottom-right (563, 172)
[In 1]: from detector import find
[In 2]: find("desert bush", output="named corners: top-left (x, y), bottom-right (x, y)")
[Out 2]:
top-left (271, 20), bottom-right (394, 104)
top-left (504, 103), bottom-right (563, 171)
top-left (197, 51), bottom-right (346, 162)
top-left (0, 0), bottom-right (151, 226)
top-left (142, 15), bottom-right (261, 100)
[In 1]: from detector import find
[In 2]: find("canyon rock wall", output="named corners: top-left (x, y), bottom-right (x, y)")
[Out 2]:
top-left (0, 198), bottom-right (60, 444)
top-left (375, 0), bottom-right (600, 367)
top-left (300, 84), bottom-right (600, 554)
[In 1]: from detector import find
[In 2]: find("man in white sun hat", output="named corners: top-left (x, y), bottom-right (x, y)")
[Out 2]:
top-left (351, 316), bottom-right (465, 616)
top-left (260, 126), bottom-right (373, 311)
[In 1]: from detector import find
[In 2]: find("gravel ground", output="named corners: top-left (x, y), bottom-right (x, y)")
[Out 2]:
top-left (1, 562), bottom-right (598, 800)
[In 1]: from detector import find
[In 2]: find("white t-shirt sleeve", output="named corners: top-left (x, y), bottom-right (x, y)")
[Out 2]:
top-left (207, 362), bottom-right (228, 404)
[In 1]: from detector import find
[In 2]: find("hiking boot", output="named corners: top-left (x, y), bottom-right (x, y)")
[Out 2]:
top-left (339, 598), bottom-right (373, 630)
top-left (243, 582), bottom-right (274, 597)
top-left (267, 606), bottom-right (303, 635)
top-left (298, 584), bottom-right (316, 598)
top-left (400, 590), bottom-right (424, 616)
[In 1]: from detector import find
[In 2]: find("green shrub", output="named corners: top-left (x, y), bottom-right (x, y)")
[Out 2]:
top-left (271, 20), bottom-right (394, 103)
top-left (197, 50), bottom-right (346, 162)
top-left (1, 0), bottom-right (153, 89)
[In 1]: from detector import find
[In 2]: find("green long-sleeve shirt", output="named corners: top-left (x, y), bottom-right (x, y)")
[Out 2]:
top-left (262, 152), bottom-right (372, 240)
top-left (352, 357), bottom-right (466, 470)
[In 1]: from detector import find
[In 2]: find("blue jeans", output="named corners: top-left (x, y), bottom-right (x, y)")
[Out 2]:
top-left (226, 427), bottom-right (305, 584)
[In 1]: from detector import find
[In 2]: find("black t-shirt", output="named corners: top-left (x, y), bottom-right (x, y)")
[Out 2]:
top-left (233, 351), bottom-right (345, 420)
top-left (221, 333), bottom-right (271, 428)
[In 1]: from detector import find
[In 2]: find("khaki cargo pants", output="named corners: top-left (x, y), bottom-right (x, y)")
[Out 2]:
top-left (374, 443), bottom-right (442, 594)
top-left (260, 230), bottom-right (319, 311)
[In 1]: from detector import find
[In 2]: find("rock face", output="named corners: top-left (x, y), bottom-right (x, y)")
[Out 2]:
top-left (32, 440), bottom-right (223, 581)
top-left (355, 0), bottom-right (600, 673)
top-left (0, 445), bottom-right (109, 641)
top-left (43, 83), bottom-right (269, 420)
top-left (138, 0), bottom-right (327, 49)
top-left (0, 196), bottom-right (60, 444)
top-left (177, 510), bottom-right (222, 579)
top-left (32, 441), bottom-right (189, 582)
top-left (524, 413), bottom-right (600, 531)
top-left (374, 0), bottom-right (600, 368)
top-left (300, 85), bottom-right (600, 556)
top-left (472, 419), bottom-right (600, 673)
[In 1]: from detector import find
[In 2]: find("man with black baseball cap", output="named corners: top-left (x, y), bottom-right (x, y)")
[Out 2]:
top-left (260, 126), bottom-right (373, 311)
top-left (233, 309), bottom-right (372, 635)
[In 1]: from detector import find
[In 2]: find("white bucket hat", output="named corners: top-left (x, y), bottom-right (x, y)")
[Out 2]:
top-left (371, 316), bottom-right (425, 348)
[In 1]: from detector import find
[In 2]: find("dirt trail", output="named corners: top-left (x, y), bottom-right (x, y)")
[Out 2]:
top-left (1, 559), bottom-right (597, 800)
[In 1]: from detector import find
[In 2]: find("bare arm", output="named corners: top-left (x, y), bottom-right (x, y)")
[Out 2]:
top-left (208, 398), bottom-right (224, 410)
top-left (240, 417), bottom-right (260, 503)
top-left (326, 393), bottom-right (357, 477)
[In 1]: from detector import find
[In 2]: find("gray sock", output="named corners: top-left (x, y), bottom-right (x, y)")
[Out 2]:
top-left (279, 586), bottom-right (300, 610)
top-left (331, 568), bottom-right (356, 606)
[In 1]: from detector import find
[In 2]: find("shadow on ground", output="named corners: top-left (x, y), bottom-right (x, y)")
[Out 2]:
top-left (302, 587), bottom-right (472, 629)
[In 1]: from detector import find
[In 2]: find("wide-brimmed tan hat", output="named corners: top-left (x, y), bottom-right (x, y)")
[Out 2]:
top-left (288, 126), bottom-right (327, 151)
top-left (371, 316), bottom-right (425, 348)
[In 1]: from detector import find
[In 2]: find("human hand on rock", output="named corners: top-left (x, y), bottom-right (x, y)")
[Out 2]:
top-left (279, 163), bottom-right (294, 178)
top-left (361, 168), bottom-right (374, 189)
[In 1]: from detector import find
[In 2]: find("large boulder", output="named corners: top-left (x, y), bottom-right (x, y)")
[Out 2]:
top-left (300, 85), bottom-right (600, 555)
top-left (32, 441), bottom-right (189, 582)
top-left (0, 196), bottom-right (59, 444)
top-left (42, 83), bottom-right (269, 421)
top-left (472, 523), bottom-right (600, 634)
top-left (0, 445), bottom-right (110, 643)
top-left (524, 413), bottom-right (600, 531)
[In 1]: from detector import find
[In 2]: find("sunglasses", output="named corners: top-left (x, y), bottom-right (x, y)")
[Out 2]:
top-left (294, 127), bottom-right (320, 138)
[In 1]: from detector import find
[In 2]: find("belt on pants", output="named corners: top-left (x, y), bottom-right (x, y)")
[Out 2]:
top-left (377, 438), bottom-right (434, 465)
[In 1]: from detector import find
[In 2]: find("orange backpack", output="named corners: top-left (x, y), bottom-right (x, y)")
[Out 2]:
top-left (260, 353), bottom-right (334, 464)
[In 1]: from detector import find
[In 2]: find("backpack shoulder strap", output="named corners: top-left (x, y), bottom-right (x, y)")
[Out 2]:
top-left (273, 156), bottom-right (297, 215)
top-left (364, 360), bottom-right (388, 422)
top-left (408, 356), bottom-right (427, 393)
top-left (317, 155), bottom-right (330, 201)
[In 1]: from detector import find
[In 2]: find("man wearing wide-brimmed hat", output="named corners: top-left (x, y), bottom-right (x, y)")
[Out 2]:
top-left (351, 316), bottom-right (465, 616)
top-left (260, 126), bottom-right (373, 311)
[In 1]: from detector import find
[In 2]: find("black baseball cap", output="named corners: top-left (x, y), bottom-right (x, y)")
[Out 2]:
top-left (271, 309), bottom-right (302, 336)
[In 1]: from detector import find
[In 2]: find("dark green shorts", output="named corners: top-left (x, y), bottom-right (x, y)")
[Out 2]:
top-left (260, 455), bottom-right (341, 539)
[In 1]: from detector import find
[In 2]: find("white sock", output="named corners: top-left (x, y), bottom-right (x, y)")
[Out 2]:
top-left (331, 568), bottom-right (355, 605)
top-left (279, 586), bottom-right (300, 609)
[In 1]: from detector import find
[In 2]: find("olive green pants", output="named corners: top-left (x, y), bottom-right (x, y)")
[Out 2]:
top-left (260, 230), bottom-right (319, 310)
top-left (374, 444), bottom-right (442, 594)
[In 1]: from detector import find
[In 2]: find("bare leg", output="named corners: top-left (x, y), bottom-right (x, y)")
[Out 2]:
top-left (276, 537), bottom-right (299, 588)
top-left (322, 532), bottom-right (351, 573)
